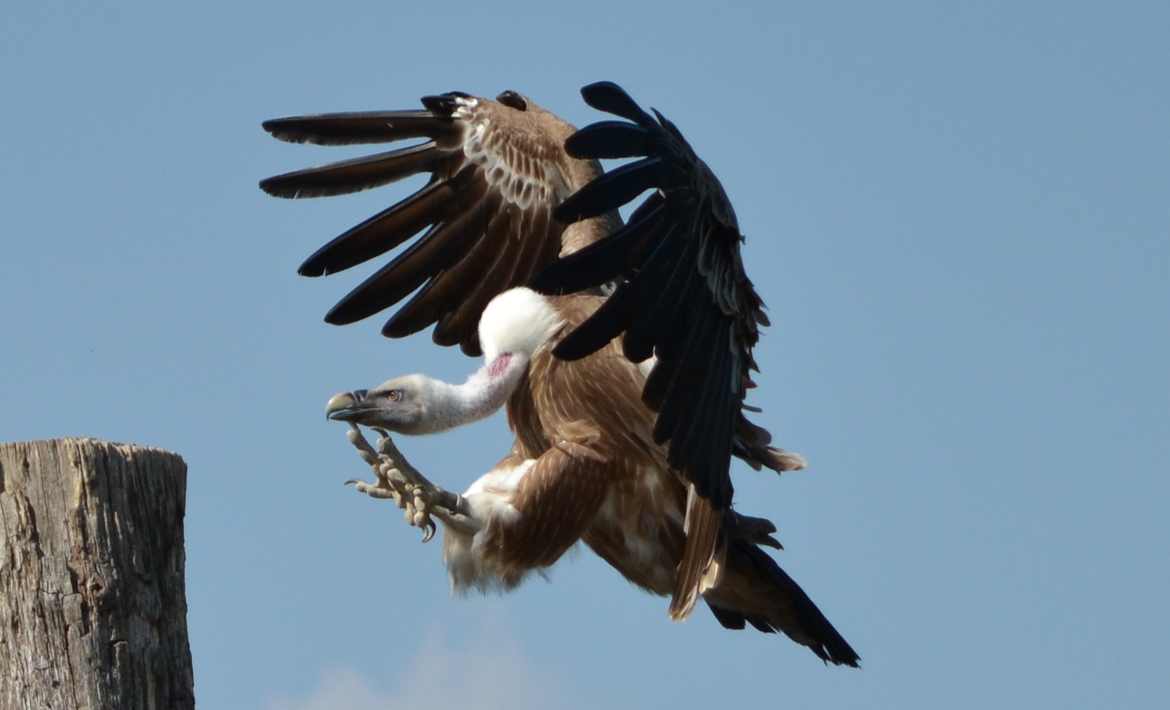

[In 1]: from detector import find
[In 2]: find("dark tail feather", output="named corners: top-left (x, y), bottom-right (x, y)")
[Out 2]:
top-left (707, 541), bottom-right (860, 667)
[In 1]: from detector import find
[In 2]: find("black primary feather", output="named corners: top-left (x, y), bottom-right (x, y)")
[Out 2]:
top-left (564, 120), bottom-right (654, 159)
top-left (554, 156), bottom-right (671, 222)
top-left (536, 81), bottom-right (772, 509)
top-left (579, 81), bottom-right (656, 127)
top-left (531, 198), bottom-right (667, 296)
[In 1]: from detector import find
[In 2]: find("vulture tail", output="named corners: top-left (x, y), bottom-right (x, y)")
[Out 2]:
top-left (669, 487), bottom-right (724, 621)
top-left (705, 540), bottom-right (860, 667)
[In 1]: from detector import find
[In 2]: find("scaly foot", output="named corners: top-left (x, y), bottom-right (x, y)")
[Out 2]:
top-left (342, 424), bottom-right (478, 541)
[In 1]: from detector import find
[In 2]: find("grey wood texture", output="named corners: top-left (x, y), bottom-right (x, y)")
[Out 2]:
top-left (0, 438), bottom-right (194, 710)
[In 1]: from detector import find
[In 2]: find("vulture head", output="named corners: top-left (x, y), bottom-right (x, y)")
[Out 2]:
top-left (325, 375), bottom-right (438, 435)
top-left (326, 287), bottom-right (565, 436)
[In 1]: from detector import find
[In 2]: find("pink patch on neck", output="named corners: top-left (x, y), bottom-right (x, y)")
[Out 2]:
top-left (488, 352), bottom-right (513, 378)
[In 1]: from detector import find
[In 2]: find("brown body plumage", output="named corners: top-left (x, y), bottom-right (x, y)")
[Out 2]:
top-left (434, 291), bottom-right (853, 663)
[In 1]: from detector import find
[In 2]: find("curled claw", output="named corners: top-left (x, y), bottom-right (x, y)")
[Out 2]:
top-left (344, 479), bottom-right (397, 500)
top-left (421, 521), bottom-right (436, 543)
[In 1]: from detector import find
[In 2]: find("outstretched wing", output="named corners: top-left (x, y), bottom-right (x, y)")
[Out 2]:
top-left (534, 81), bottom-right (779, 510)
top-left (260, 92), bottom-right (584, 356)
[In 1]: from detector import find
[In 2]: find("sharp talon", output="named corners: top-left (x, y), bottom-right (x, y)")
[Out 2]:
top-left (344, 479), bottom-right (358, 486)
top-left (421, 523), bottom-right (435, 543)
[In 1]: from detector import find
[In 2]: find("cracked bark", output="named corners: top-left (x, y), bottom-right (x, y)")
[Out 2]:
top-left (0, 439), bottom-right (194, 710)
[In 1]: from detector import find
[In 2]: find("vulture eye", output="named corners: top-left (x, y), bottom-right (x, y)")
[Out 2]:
top-left (496, 90), bottom-right (527, 111)
top-left (386, 389), bottom-right (403, 402)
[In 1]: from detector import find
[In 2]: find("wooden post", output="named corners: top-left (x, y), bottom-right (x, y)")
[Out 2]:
top-left (0, 438), bottom-right (194, 710)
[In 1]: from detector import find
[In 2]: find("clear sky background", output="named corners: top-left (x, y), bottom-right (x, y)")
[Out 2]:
top-left (3, 1), bottom-right (1168, 708)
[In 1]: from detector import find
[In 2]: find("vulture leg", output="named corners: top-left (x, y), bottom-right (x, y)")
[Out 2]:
top-left (343, 425), bottom-right (479, 540)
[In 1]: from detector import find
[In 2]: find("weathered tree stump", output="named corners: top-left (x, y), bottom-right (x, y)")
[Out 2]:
top-left (0, 438), bottom-right (194, 710)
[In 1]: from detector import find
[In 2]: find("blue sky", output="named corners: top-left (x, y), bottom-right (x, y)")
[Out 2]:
top-left (2, 1), bottom-right (1167, 707)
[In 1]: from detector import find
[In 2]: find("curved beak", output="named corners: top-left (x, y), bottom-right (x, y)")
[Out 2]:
top-left (325, 389), bottom-right (372, 422)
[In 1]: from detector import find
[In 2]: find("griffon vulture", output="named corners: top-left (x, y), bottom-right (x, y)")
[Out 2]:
top-left (260, 82), bottom-right (858, 666)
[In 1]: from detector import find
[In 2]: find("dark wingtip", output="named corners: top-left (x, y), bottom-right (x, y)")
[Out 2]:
top-left (296, 257), bottom-right (324, 278)
top-left (323, 293), bottom-right (369, 325)
top-left (580, 81), bottom-right (626, 104)
top-left (260, 116), bottom-right (316, 145)
top-left (258, 176), bottom-right (286, 197)
top-left (258, 172), bottom-right (310, 199)
top-left (260, 117), bottom-right (288, 137)
top-left (579, 80), bottom-right (619, 101)
top-left (260, 117), bottom-right (296, 141)
top-left (323, 304), bottom-right (350, 326)
top-left (297, 240), bottom-right (335, 277)
top-left (826, 643), bottom-right (862, 668)
top-left (579, 81), bottom-right (655, 126)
